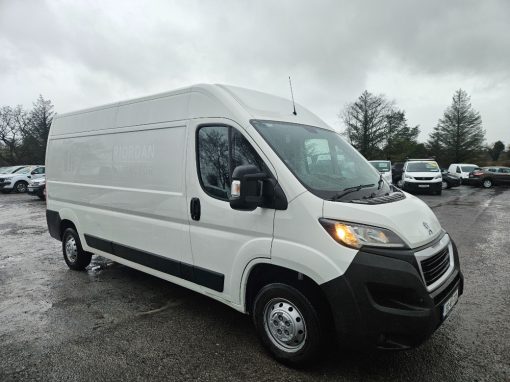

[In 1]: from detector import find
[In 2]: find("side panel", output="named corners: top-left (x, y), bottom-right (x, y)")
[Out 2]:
top-left (46, 122), bottom-right (192, 266)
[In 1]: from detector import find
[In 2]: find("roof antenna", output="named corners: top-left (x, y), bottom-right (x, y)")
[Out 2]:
top-left (288, 76), bottom-right (297, 115)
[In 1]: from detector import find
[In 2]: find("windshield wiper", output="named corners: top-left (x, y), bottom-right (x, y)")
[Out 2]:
top-left (330, 183), bottom-right (375, 201)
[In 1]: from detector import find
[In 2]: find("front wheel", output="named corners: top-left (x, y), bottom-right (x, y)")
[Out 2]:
top-left (62, 228), bottom-right (92, 270)
top-left (14, 181), bottom-right (28, 193)
top-left (252, 283), bottom-right (325, 366)
top-left (482, 179), bottom-right (493, 188)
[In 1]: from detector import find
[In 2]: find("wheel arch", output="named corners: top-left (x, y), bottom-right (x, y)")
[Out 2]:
top-left (242, 262), bottom-right (333, 326)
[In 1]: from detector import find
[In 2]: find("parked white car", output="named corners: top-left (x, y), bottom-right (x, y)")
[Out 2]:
top-left (369, 160), bottom-right (392, 184)
top-left (27, 175), bottom-right (46, 200)
top-left (447, 163), bottom-right (478, 184)
top-left (0, 165), bottom-right (45, 193)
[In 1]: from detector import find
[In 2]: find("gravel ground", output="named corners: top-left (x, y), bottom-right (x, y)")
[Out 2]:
top-left (0, 186), bottom-right (509, 381)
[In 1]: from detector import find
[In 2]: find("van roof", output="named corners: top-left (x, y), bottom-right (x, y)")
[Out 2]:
top-left (53, 84), bottom-right (331, 133)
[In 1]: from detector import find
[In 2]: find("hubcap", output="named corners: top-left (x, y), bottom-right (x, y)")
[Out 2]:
top-left (483, 180), bottom-right (491, 188)
top-left (17, 183), bottom-right (26, 192)
top-left (65, 236), bottom-right (78, 263)
top-left (263, 298), bottom-right (306, 352)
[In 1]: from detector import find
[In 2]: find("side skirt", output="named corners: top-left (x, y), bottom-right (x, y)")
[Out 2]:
top-left (84, 234), bottom-right (224, 293)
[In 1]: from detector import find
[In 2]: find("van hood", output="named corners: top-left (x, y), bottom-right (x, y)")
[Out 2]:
top-left (322, 193), bottom-right (442, 249)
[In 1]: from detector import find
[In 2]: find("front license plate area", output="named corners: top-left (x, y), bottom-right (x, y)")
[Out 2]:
top-left (442, 288), bottom-right (459, 319)
top-left (418, 184), bottom-right (430, 188)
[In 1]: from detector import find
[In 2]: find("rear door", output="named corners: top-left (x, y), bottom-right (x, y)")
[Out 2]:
top-left (497, 167), bottom-right (510, 184)
top-left (185, 120), bottom-right (276, 304)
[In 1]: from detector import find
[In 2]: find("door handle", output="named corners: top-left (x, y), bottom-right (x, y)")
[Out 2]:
top-left (190, 197), bottom-right (201, 221)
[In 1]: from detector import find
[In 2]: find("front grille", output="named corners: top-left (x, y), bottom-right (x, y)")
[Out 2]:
top-left (420, 247), bottom-right (450, 286)
top-left (414, 177), bottom-right (433, 181)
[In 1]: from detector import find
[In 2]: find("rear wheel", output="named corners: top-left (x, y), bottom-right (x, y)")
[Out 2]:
top-left (252, 283), bottom-right (325, 366)
top-left (62, 228), bottom-right (92, 270)
top-left (482, 178), bottom-right (493, 188)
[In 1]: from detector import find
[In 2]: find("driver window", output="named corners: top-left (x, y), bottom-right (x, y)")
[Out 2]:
top-left (197, 126), bottom-right (266, 201)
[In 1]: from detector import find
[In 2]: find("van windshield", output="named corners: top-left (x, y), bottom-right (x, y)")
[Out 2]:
top-left (407, 162), bottom-right (440, 172)
top-left (369, 161), bottom-right (390, 172)
top-left (251, 120), bottom-right (392, 201)
top-left (461, 165), bottom-right (477, 173)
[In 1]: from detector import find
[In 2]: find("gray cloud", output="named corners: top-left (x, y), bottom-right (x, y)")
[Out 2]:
top-left (1, 0), bottom-right (509, 143)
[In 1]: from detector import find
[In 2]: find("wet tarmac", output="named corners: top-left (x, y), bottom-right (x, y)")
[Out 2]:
top-left (0, 186), bottom-right (509, 381)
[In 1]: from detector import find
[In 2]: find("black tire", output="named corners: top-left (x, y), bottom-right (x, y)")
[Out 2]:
top-left (482, 178), bottom-right (493, 188)
top-left (252, 283), bottom-right (325, 366)
top-left (62, 228), bottom-right (92, 271)
top-left (37, 188), bottom-right (46, 200)
top-left (436, 189), bottom-right (442, 195)
top-left (14, 181), bottom-right (28, 193)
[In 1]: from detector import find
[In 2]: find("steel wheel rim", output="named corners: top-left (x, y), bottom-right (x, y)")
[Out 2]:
top-left (65, 236), bottom-right (78, 263)
top-left (483, 180), bottom-right (491, 188)
top-left (263, 298), bottom-right (306, 352)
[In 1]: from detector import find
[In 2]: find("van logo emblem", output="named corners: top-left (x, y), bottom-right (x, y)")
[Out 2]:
top-left (423, 222), bottom-right (433, 236)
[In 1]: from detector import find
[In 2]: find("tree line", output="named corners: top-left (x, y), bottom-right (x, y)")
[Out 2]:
top-left (341, 89), bottom-right (508, 167)
top-left (0, 96), bottom-right (54, 166)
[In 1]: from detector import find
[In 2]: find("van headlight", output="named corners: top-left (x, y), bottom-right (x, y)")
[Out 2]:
top-left (434, 174), bottom-right (442, 179)
top-left (319, 219), bottom-right (406, 249)
top-left (404, 174), bottom-right (414, 179)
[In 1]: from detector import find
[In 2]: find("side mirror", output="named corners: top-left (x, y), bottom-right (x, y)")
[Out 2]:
top-left (229, 165), bottom-right (266, 211)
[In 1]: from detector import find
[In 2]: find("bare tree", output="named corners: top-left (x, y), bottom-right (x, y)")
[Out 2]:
top-left (341, 91), bottom-right (393, 159)
top-left (0, 105), bottom-right (29, 164)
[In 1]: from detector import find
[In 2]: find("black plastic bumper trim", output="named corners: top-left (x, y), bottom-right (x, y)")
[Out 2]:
top-left (84, 234), bottom-right (224, 292)
top-left (46, 209), bottom-right (62, 240)
top-left (321, 238), bottom-right (463, 349)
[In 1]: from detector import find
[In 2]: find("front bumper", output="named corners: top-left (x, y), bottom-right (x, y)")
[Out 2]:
top-left (403, 181), bottom-right (442, 193)
top-left (27, 185), bottom-right (44, 195)
top-left (321, 236), bottom-right (463, 350)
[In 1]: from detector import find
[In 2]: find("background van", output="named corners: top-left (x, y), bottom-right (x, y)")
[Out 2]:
top-left (448, 163), bottom-right (478, 184)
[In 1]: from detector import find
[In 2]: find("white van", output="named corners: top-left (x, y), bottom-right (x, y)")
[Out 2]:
top-left (448, 163), bottom-right (478, 184)
top-left (368, 160), bottom-right (392, 184)
top-left (400, 159), bottom-right (443, 195)
top-left (45, 84), bottom-right (463, 364)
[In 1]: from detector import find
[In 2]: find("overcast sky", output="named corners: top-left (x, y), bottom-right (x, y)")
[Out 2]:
top-left (1, 0), bottom-right (509, 144)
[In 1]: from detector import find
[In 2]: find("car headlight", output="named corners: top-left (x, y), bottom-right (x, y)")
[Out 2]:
top-left (434, 174), bottom-right (442, 179)
top-left (404, 174), bottom-right (413, 179)
top-left (319, 219), bottom-right (406, 249)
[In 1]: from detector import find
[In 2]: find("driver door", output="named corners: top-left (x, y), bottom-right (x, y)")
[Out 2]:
top-left (185, 120), bottom-right (276, 305)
